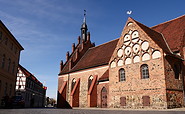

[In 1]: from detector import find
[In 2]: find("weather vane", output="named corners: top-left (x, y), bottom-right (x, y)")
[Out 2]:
top-left (127, 10), bottom-right (132, 15)
top-left (84, 10), bottom-right (86, 16)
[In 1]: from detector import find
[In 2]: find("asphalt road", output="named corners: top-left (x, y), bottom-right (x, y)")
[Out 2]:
top-left (0, 108), bottom-right (185, 114)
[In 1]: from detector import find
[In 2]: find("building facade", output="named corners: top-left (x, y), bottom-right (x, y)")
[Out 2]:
top-left (0, 20), bottom-right (24, 106)
top-left (57, 15), bottom-right (185, 109)
top-left (16, 65), bottom-right (47, 107)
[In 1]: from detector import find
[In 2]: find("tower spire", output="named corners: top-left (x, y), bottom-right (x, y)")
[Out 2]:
top-left (83, 10), bottom-right (86, 23)
top-left (81, 10), bottom-right (88, 42)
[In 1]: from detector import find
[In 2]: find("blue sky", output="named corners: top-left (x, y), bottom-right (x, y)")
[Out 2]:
top-left (0, 0), bottom-right (184, 99)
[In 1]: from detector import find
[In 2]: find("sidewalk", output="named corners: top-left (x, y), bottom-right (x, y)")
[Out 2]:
top-left (72, 107), bottom-right (185, 111)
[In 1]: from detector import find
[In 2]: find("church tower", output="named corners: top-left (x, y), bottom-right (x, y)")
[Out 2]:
top-left (59, 10), bottom-right (94, 75)
top-left (81, 10), bottom-right (88, 42)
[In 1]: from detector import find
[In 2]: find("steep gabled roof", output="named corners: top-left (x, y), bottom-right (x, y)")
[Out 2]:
top-left (60, 38), bottom-right (119, 74)
top-left (19, 64), bottom-right (32, 77)
top-left (0, 20), bottom-right (24, 50)
top-left (18, 64), bottom-right (43, 86)
top-left (151, 15), bottom-right (185, 51)
top-left (130, 17), bottom-right (172, 54)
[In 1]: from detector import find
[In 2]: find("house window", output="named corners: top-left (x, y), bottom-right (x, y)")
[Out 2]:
top-left (71, 78), bottom-right (76, 92)
top-left (88, 76), bottom-right (93, 90)
top-left (2, 54), bottom-right (5, 68)
top-left (0, 80), bottom-right (1, 93)
top-left (11, 43), bottom-right (13, 50)
top-left (119, 68), bottom-right (125, 81)
top-left (4, 82), bottom-right (8, 96)
top-left (15, 47), bottom-right (17, 54)
top-left (7, 58), bottom-right (11, 72)
top-left (0, 31), bottom-right (2, 40)
top-left (120, 97), bottom-right (126, 106)
top-left (9, 84), bottom-right (12, 96)
top-left (141, 64), bottom-right (149, 79)
top-left (12, 62), bottom-right (15, 74)
top-left (142, 96), bottom-right (150, 106)
top-left (5, 37), bottom-right (8, 45)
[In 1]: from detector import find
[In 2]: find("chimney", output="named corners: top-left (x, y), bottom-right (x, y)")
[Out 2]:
top-left (69, 60), bottom-right (72, 70)
top-left (82, 39), bottom-right (85, 49)
top-left (76, 48), bottom-right (79, 59)
top-left (87, 32), bottom-right (90, 41)
top-left (92, 42), bottom-right (95, 47)
top-left (60, 60), bottom-right (63, 72)
top-left (66, 51), bottom-right (70, 61)
top-left (72, 43), bottom-right (75, 52)
top-left (78, 36), bottom-right (81, 44)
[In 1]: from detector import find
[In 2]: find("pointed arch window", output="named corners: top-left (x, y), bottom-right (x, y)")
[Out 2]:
top-left (141, 64), bottom-right (149, 79)
top-left (71, 78), bottom-right (76, 92)
top-left (88, 75), bottom-right (93, 90)
top-left (119, 68), bottom-right (126, 81)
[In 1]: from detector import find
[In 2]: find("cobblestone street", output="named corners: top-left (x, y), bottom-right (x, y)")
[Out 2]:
top-left (0, 108), bottom-right (185, 114)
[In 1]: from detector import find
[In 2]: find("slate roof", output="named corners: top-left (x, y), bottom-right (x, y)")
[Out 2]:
top-left (151, 15), bottom-right (185, 51)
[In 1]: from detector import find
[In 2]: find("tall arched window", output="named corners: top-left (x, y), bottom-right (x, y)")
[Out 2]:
top-left (4, 82), bottom-right (8, 96)
top-left (8, 58), bottom-right (11, 72)
top-left (141, 64), bottom-right (149, 79)
top-left (2, 54), bottom-right (5, 68)
top-left (12, 62), bottom-right (15, 74)
top-left (71, 78), bottom-right (76, 92)
top-left (0, 80), bottom-right (1, 93)
top-left (0, 31), bottom-right (2, 40)
top-left (88, 76), bottom-right (93, 90)
top-left (119, 68), bottom-right (125, 81)
top-left (9, 84), bottom-right (12, 96)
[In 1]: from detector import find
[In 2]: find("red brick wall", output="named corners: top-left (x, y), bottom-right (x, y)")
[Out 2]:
top-left (166, 90), bottom-right (183, 108)
top-left (58, 66), bottom-right (108, 108)
top-left (164, 56), bottom-right (184, 108)
top-left (109, 58), bottom-right (167, 109)
top-left (108, 19), bottom-right (168, 109)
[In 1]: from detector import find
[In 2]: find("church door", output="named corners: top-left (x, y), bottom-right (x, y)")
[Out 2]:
top-left (101, 87), bottom-right (107, 108)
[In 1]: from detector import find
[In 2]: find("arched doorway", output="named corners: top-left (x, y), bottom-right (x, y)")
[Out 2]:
top-left (101, 87), bottom-right (107, 108)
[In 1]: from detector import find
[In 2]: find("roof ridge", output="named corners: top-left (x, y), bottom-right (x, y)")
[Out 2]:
top-left (151, 15), bottom-right (185, 28)
top-left (160, 33), bottom-right (173, 54)
top-left (132, 18), bottom-right (171, 54)
top-left (89, 38), bottom-right (119, 50)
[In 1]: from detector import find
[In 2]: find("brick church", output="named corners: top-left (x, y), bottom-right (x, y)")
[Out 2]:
top-left (57, 14), bottom-right (185, 109)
